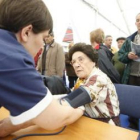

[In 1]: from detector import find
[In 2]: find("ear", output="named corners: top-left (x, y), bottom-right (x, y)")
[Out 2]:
top-left (20, 25), bottom-right (33, 42)
top-left (92, 62), bottom-right (95, 67)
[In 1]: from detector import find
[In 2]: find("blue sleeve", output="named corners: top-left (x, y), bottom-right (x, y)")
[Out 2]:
top-left (0, 53), bottom-right (53, 124)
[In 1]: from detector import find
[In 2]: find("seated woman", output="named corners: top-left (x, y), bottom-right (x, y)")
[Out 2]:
top-left (69, 43), bottom-right (120, 126)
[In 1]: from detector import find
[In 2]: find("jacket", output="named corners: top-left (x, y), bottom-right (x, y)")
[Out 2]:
top-left (118, 31), bottom-right (137, 84)
top-left (96, 44), bottom-right (120, 83)
top-left (37, 41), bottom-right (65, 77)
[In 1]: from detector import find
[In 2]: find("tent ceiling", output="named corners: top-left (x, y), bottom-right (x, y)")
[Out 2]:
top-left (44, 0), bottom-right (139, 46)
top-left (85, 0), bottom-right (139, 34)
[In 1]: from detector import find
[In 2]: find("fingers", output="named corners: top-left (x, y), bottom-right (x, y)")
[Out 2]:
top-left (128, 52), bottom-right (139, 59)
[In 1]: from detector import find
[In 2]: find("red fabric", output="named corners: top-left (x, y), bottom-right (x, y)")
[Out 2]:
top-left (34, 48), bottom-right (43, 67)
top-left (94, 44), bottom-right (100, 50)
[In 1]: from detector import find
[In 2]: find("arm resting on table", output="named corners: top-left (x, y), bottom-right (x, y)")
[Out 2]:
top-left (0, 98), bottom-right (84, 137)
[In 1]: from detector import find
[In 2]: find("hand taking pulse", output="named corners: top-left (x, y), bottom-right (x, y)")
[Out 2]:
top-left (128, 52), bottom-right (139, 60)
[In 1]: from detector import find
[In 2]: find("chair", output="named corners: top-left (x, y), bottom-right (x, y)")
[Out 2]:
top-left (114, 84), bottom-right (140, 131)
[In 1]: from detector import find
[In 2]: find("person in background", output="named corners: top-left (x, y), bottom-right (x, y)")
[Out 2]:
top-left (112, 37), bottom-right (126, 81)
top-left (104, 35), bottom-right (117, 54)
top-left (37, 32), bottom-right (65, 78)
top-left (104, 35), bottom-right (113, 50)
top-left (0, 0), bottom-right (85, 137)
top-left (65, 42), bottom-right (78, 88)
top-left (118, 13), bottom-right (140, 130)
top-left (116, 37), bottom-right (126, 50)
top-left (69, 43), bottom-right (120, 126)
top-left (90, 28), bottom-right (120, 83)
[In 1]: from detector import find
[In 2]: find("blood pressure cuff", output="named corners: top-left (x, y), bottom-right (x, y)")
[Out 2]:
top-left (62, 86), bottom-right (92, 108)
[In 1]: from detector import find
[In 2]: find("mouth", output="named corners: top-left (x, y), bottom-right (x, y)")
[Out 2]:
top-left (76, 70), bottom-right (82, 73)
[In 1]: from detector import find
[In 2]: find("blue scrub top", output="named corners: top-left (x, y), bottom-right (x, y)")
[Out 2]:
top-left (0, 29), bottom-right (53, 125)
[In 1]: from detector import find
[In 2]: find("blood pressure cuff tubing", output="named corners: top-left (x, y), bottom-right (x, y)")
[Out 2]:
top-left (62, 86), bottom-right (92, 108)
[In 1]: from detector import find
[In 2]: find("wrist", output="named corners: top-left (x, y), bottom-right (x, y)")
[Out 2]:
top-left (78, 106), bottom-right (85, 112)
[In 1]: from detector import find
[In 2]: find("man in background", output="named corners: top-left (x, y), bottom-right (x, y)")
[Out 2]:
top-left (104, 35), bottom-right (113, 50)
top-left (104, 35), bottom-right (117, 54)
top-left (37, 32), bottom-right (65, 78)
top-left (119, 13), bottom-right (140, 130)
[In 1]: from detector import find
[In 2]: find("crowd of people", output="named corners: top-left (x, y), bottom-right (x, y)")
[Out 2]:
top-left (0, 0), bottom-right (140, 138)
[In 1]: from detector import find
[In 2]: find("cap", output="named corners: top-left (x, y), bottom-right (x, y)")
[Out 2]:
top-left (116, 37), bottom-right (126, 42)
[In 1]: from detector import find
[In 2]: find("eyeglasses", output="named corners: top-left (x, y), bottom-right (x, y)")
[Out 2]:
top-left (70, 56), bottom-right (84, 66)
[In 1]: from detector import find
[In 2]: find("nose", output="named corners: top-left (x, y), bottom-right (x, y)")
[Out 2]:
top-left (73, 62), bottom-right (80, 69)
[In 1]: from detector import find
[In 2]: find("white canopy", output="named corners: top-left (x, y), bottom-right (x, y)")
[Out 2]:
top-left (43, 0), bottom-right (139, 47)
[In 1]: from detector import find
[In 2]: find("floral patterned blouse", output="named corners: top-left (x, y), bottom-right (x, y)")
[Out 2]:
top-left (74, 67), bottom-right (120, 125)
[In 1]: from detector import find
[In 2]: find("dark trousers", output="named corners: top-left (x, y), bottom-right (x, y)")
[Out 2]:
top-left (68, 76), bottom-right (77, 88)
top-left (128, 75), bottom-right (140, 86)
top-left (128, 75), bottom-right (140, 130)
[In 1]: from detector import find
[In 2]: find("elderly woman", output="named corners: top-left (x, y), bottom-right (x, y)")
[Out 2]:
top-left (69, 43), bottom-right (120, 126)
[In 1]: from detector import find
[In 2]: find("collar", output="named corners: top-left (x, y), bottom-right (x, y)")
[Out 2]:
top-left (46, 39), bottom-right (55, 48)
top-left (128, 31), bottom-right (138, 41)
top-left (73, 67), bottom-right (98, 90)
top-left (94, 44), bottom-right (100, 50)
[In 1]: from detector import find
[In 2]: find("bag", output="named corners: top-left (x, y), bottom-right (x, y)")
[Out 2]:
top-left (42, 75), bottom-right (71, 95)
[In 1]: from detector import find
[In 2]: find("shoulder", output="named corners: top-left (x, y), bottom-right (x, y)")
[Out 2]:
top-left (53, 42), bottom-right (62, 48)
top-left (0, 37), bottom-right (34, 70)
top-left (128, 31), bottom-right (137, 41)
top-left (120, 39), bottom-right (131, 51)
top-left (87, 69), bottom-right (108, 86)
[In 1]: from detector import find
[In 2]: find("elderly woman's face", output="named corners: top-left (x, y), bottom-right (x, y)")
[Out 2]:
top-left (71, 51), bottom-right (95, 79)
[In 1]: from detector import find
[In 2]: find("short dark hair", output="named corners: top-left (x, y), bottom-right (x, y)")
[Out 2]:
top-left (69, 43), bottom-right (98, 66)
top-left (116, 37), bottom-right (126, 42)
top-left (0, 0), bottom-right (53, 34)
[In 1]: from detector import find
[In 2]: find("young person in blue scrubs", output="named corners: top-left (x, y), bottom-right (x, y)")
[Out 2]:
top-left (0, 0), bottom-right (88, 137)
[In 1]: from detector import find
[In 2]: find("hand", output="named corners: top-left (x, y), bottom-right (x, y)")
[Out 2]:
top-left (0, 118), bottom-right (33, 137)
top-left (128, 52), bottom-right (139, 60)
top-left (0, 118), bottom-right (15, 137)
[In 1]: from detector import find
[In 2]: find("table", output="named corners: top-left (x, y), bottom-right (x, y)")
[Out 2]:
top-left (0, 107), bottom-right (138, 140)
